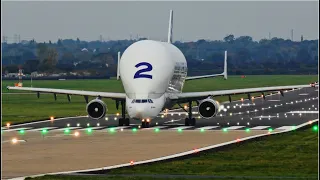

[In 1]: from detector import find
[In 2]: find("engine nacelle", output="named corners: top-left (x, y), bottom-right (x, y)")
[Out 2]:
top-left (86, 99), bottom-right (107, 119)
top-left (198, 98), bottom-right (220, 118)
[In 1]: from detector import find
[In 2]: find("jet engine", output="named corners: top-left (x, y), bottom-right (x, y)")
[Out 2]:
top-left (86, 98), bottom-right (107, 119)
top-left (198, 98), bottom-right (220, 118)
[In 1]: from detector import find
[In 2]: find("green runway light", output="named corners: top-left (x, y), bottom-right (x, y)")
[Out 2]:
top-left (154, 128), bottom-right (160, 132)
top-left (268, 128), bottom-right (273, 132)
top-left (132, 128), bottom-right (137, 132)
top-left (178, 128), bottom-right (183, 132)
top-left (200, 128), bottom-right (205, 132)
top-left (64, 128), bottom-right (70, 134)
top-left (41, 129), bottom-right (48, 134)
top-left (312, 125), bottom-right (318, 132)
top-left (245, 128), bottom-right (250, 132)
top-left (87, 128), bottom-right (92, 133)
top-left (109, 128), bottom-right (115, 132)
top-left (19, 129), bottom-right (25, 134)
top-left (223, 128), bottom-right (228, 132)
top-left (291, 126), bottom-right (296, 130)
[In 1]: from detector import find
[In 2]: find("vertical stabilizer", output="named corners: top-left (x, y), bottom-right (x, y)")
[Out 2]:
top-left (117, 52), bottom-right (121, 80)
top-left (167, 10), bottom-right (173, 43)
top-left (223, 51), bottom-right (228, 80)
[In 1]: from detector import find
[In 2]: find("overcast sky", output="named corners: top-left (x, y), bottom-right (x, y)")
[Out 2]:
top-left (2, 1), bottom-right (318, 43)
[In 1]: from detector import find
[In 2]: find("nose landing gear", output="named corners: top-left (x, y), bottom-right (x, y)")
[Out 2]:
top-left (141, 119), bottom-right (150, 128)
top-left (118, 100), bottom-right (130, 126)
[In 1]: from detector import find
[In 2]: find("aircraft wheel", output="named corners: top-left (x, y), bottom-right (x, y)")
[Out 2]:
top-left (185, 118), bottom-right (190, 126)
top-left (191, 118), bottom-right (196, 126)
top-left (118, 118), bottom-right (124, 126)
top-left (125, 118), bottom-right (130, 126)
top-left (145, 122), bottom-right (150, 128)
top-left (141, 121), bottom-right (146, 128)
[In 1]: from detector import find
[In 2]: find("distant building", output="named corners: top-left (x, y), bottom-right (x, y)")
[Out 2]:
top-left (6, 73), bottom-right (19, 78)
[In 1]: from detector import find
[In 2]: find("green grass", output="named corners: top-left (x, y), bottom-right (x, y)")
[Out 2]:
top-left (2, 75), bottom-right (317, 125)
top-left (25, 125), bottom-right (319, 180)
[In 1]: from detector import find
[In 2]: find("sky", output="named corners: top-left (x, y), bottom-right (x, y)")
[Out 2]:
top-left (2, 1), bottom-right (319, 43)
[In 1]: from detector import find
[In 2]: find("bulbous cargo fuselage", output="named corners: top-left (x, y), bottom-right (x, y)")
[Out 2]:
top-left (119, 40), bottom-right (187, 119)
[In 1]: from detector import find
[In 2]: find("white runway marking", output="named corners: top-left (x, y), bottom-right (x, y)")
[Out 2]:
top-left (286, 111), bottom-right (318, 114)
top-left (299, 93), bottom-right (309, 95)
top-left (51, 127), bottom-right (82, 131)
top-left (196, 126), bottom-right (219, 130)
top-left (169, 126), bottom-right (194, 130)
top-left (250, 126), bottom-right (270, 130)
top-left (268, 100), bottom-right (280, 101)
top-left (104, 126), bottom-right (131, 130)
top-left (225, 126), bottom-right (244, 130)
top-left (143, 126), bottom-right (168, 130)
top-left (275, 126), bottom-right (294, 131)
top-left (27, 127), bottom-right (59, 132)
top-left (253, 116), bottom-right (276, 119)
top-left (3, 127), bottom-right (33, 132)
top-left (164, 119), bottom-right (182, 124)
top-left (78, 127), bottom-right (106, 130)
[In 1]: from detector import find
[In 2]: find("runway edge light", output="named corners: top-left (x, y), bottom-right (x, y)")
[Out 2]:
top-left (312, 125), bottom-right (318, 132)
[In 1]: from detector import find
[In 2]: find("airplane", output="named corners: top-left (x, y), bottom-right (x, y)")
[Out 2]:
top-left (7, 10), bottom-right (315, 128)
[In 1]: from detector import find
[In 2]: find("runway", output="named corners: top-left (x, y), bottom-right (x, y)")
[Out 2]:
top-left (1, 86), bottom-right (318, 179)
top-left (2, 86), bottom-right (318, 133)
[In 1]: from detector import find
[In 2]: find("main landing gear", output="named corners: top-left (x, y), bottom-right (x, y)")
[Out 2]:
top-left (179, 101), bottom-right (196, 126)
top-left (118, 100), bottom-right (130, 126)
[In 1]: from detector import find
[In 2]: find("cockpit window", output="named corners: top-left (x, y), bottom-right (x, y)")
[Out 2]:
top-left (132, 99), bottom-right (153, 103)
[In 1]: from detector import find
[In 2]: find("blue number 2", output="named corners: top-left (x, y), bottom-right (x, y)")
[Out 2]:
top-left (134, 62), bottom-right (153, 79)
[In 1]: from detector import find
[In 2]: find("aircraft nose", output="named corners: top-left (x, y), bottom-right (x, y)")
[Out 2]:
top-left (130, 104), bottom-right (152, 119)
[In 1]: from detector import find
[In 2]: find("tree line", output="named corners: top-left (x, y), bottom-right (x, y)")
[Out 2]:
top-left (2, 35), bottom-right (318, 76)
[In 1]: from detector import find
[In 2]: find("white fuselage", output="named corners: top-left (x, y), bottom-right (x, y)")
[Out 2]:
top-left (120, 40), bottom-right (187, 119)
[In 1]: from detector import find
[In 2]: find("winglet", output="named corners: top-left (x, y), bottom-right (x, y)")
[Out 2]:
top-left (167, 10), bottom-right (173, 44)
top-left (117, 52), bottom-right (121, 80)
top-left (223, 51), bottom-right (228, 80)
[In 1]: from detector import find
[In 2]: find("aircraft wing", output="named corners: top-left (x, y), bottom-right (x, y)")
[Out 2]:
top-left (170, 84), bottom-right (315, 102)
top-left (6, 86), bottom-right (126, 100)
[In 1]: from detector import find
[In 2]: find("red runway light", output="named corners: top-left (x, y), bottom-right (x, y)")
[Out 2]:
top-left (130, 160), bottom-right (134, 165)
top-left (236, 138), bottom-right (241, 142)
top-left (6, 123), bottom-right (10, 128)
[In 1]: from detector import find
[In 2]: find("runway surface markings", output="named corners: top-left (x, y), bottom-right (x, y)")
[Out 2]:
top-left (250, 126), bottom-right (271, 130)
top-left (104, 126), bottom-right (131, 130)
top-left (299, 93), bottom-right (309, 95)
top-left (78, 127), bottom-right (106, 130)
top-left (287, 111), bottom-right (318, 114)
top-left (268, 100), bottom-right (280, 101)
top-left (142, 126), bottom-right (168, 130)
top-left (275, 126), bottom-right (294, 131)
top-left (3, 127), bottom-right (33, 132)
top-left (51, 127), bottom-right (82, 131)
top-left (225, 126), bottom-right (245, 130)
top-left (253, 116), bottom-right (276, 119)
top-left (169, 126), bottom-right (194, 130)
top-left (195, 126), bottom-right (220, 130)
top-left (27, 127), bottom-right (59, 132)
